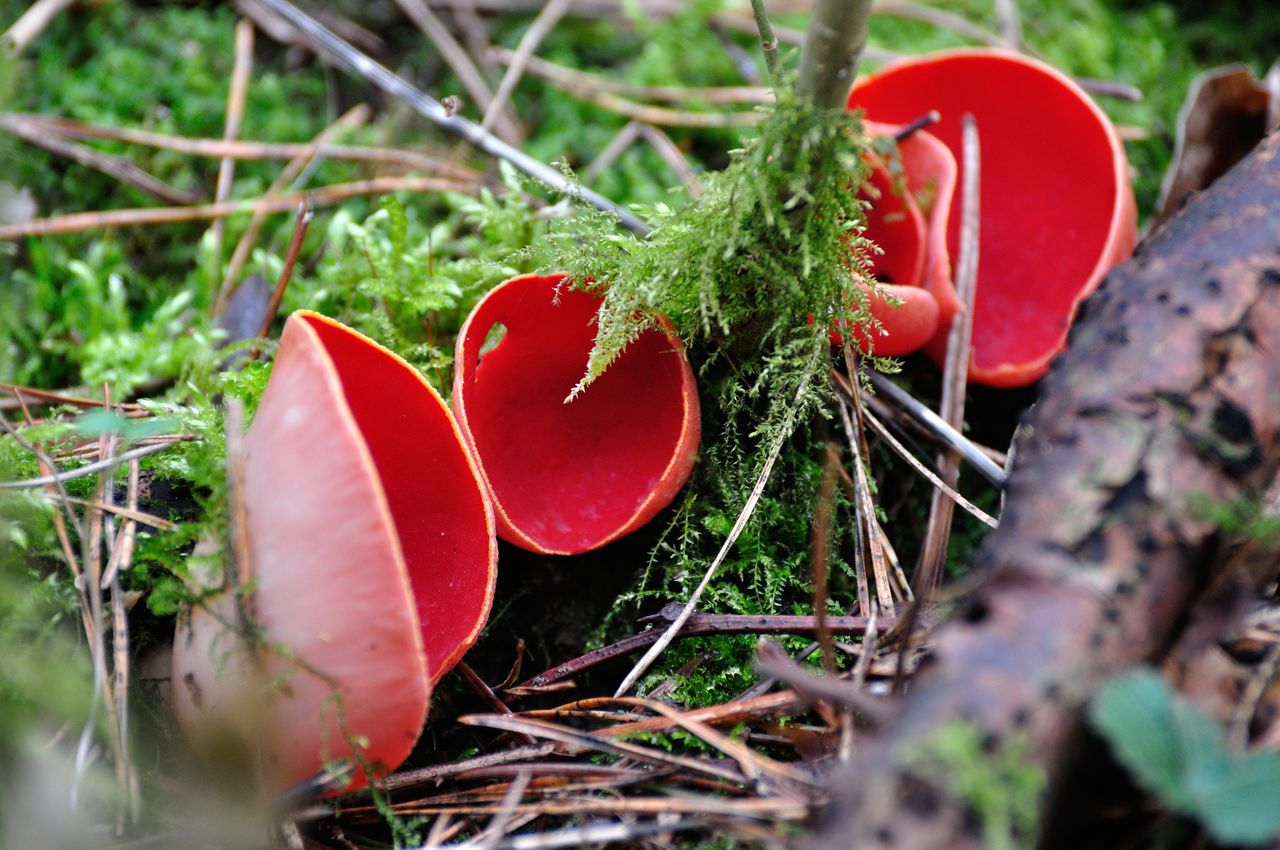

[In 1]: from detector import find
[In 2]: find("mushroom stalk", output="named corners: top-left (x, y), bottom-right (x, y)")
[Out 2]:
top-left (795, 0), bottom-right (874, 109)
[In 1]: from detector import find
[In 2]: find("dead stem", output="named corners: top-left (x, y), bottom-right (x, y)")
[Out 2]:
top-left (0, 113), bottom-right (481, 180)
top-left (0, 119), bottom-right (201, 205)
top-left (861, 370), bottom-right (1005, 486)
top-left (459, 714), bottom-right (749, 785)
top-left (0, 438), bottom-right (196, 489)
top-left (993, 0), bottom-right (1023, 48)
top-left (209, 19), bottom-right (255, 276)
top-left (916, 113), bottom-right (981, 597)
top-left (255, 204), bottom-right (313, 339)
top-left (0, 0), bottom-right (74, 53)
top-left (458, 661), bottom-right (537, 747)
top-left (810, 444), bottom-right (840, 674)
top-left (394, 0), bottom-right (525, 144)
top-left (490, 48), bottom-right (774, 104)
top-left (250, 0), bottom-right (651, 235)
top-left (835, 354), bottom-right (894, 613)
top-left (0, 176), bottom-right (472, 241)
top-left (481, 0), bottom-right (572, 135)
top-left (857, 399), bottom-right (998, 528)
top-left (0, 382), bottom-right (151, 414)
top-left (517, 609), bottom-right (883, 690)
top-left (213, 104), bottom-right (371, 315)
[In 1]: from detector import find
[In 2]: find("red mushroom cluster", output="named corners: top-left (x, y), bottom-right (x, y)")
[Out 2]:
top-left (849, 49), bottom-right (1137, 387)
top-left (174, 285), bottom-right (701, 788)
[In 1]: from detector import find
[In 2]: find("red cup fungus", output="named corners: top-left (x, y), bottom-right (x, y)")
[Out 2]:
top-left (845, 120), bottom-right (952, 357)
top-left (849, 48), bottom-right (1138, 386)
top-left (452, 273), bottom-right (701, 555)
top-left (172, 311), bottom-right (497, 791)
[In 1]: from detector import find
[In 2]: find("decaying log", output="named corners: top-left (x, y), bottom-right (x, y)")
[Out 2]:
top-left (812, 132), bottom-right (1280, 849)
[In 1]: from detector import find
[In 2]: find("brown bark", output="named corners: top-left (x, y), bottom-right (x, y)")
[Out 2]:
top-left (811, 132), bottom-right (1280, 849)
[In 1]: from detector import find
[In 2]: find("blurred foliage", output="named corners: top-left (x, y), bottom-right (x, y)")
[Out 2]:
top-left (1093, 669), bottom-right (1280, 846)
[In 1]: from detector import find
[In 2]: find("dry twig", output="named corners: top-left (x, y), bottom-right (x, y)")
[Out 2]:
top-left (394, 0), bottom-right (525, 144)
top-left (915, 113), bottom-right (981, 595)
top-left (0, 176), bottom-right (471, 241)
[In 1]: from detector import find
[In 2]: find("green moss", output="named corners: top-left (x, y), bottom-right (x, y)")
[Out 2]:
top-left (905, 721), bottom-right (1047, 850)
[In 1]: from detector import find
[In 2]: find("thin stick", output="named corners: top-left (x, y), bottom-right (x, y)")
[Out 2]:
top-left (214, 103), bottom-right (371, 315)
top-left (454, 820), bottom-right (716, 850)
top-left (480, 0), bottom-right (571, 136)
top-left (255, 204), bottom-right (312, 338)
top-left (0, 440), bottom-right (189, 489)
top-left (489, 49), bottom-right (773, 104)
top-left (860, 404), bottom-right (997, 528)
top-left (748, 0), bottom-right (781, 87)
top-left (862, 370), bottom-right (1005, 487)
top-left (0, 117), bottom-right (201, 205)
top-left (0, 113), bottom-right (482, 179)
top-left (458, 714), bottom-right (747, 785)
top-left (993, 0), bottom-right (1023, 49)
top-left (891, 110), bottom-right (941, 142)
top-left (835, 384), bottom-right (894, 613)
top-left (457, 661), bottom-right (537, 747)
top-left (250, 0), bottom-right (651, 235)
top-left (874, 1), bottom-right (1012, 49)
top-left (0, 176), bottom-right (470, 241)
top-left (583, 122), bottom-right (642, 184)
top-left (613, 362), bottom-right (816, 697)
top-left (1, 0), bottom-right (74, 53)
top-left (377, 744), bottom-right (558, 793)
top-left (811, 444), bottom-right (839, 674)
top-left (638, 125), bottom-right (702, 197)
top-left (210, 19), bottom-right (256, 276)
top-left (394, 0), bottom-right (525, 145)
top-left (1075, 77), bottom-right (1144, 103)
top-left (59, 496), bottom-right (176, 534)
top-left (916, 113), bottom-right (981, 596)
top-left (550, 88), bottom-right (763, 128)
top-left (0, 382), bottom-right (148, 412)
top-left (472, 770), bottom-right (532, 850)
top-left (607, 696), bottom-right (815, 789)
top-left (519, 609), bottom-right (882, 690)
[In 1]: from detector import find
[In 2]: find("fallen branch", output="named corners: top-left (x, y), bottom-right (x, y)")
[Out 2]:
top-left (813, 132), bottom-right (1280, 849)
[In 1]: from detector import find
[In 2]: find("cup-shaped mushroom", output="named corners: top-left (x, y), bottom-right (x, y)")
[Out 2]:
top-left (172, 311), bottom-right (496, 792)
top-left (850, 126), bottom-right (943, 356)
top-left (849, 49), bottom-right (1137, 387)
top-left (452, 273), bottom-right (701, 555)
top-left (848, 282), bottom-right (941, 357)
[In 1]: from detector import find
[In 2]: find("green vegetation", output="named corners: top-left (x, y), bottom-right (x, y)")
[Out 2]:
top-left (1, 0), bottom-right (1279, 840)
top-left (905, 721), bottom-right (1046, 850)
top-left (1092, 668), bottom-right (1280, 846)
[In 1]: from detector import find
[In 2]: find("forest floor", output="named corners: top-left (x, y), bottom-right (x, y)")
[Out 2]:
top-left (2, 1), bottom-right (1279, 849)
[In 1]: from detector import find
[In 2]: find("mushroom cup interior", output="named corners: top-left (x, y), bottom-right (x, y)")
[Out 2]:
top-left (455, 274), bottom-right (699, 555)
top-left (850, 49), bottom-right (1135, 385)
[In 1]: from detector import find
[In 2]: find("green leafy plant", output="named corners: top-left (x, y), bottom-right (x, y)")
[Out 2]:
top-left (1091, 667), bottom-right (1280, 846)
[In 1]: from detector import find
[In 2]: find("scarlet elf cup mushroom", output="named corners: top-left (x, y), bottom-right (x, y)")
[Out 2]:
top-left (849, 49), bottom-right (1137, 386)
top-left (845, 119), bottom-right (955, 357)
top-left (452, 273), bottom-right (701, 556)
top-left (172, 311), bottom-right (497, 791)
